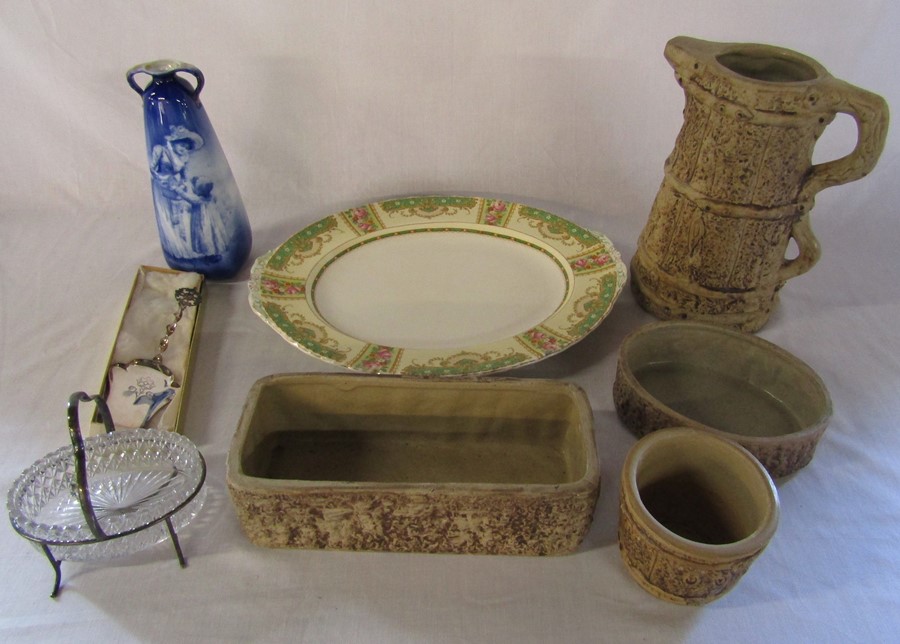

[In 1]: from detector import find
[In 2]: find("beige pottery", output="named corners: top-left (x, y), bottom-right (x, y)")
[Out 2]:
top-left (618, 428), bottom-right (779, 605)
top-left (632, 36), bottom-right (889, 331)
top-left (612, 321), bottom-right (832, 478)
top-left (227, 374), bottom-right (600, 555)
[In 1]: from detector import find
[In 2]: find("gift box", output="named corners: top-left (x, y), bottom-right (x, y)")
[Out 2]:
top-left (91, 266), bottom-right (204, 435)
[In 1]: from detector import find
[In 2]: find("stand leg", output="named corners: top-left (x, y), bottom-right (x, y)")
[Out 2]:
top-left (40, 543), bottom-right (62, 599)
top-left (165, 517), bottom-right (187, 568)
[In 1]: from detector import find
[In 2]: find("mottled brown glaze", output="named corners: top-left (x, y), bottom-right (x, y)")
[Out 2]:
top-left (227, 374), bottom-right (601, 555)
top-left (633, 36), bottom-right (889, 331)
top-left (618, 428), bottom-right (779, 605)
top-left (618, 490), bottom-right (759, 605)
top-left (612, 322), bottom-right (831, 479)
top-left (229, 486), bottom-right (599, 555)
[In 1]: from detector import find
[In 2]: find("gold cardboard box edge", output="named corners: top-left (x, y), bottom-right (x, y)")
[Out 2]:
top-left (96, 265), bottom-right (206, 435)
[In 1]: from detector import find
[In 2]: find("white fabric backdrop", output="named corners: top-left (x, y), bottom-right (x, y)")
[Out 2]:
top-left (1, 1), bottom-right (898, 642)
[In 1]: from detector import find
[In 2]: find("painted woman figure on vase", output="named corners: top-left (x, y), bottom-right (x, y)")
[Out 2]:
top-left (129, 60), bottom-right (251, 279)
top-left (150, 125), bottom-right (234, 260)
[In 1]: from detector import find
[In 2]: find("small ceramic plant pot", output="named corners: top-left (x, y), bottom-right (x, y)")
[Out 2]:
top-left (618, 427), bottom-right (779, 605)
top-left (613, 321), bottom-right (832, 478)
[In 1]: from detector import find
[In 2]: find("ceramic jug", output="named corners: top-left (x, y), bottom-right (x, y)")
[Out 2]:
top-left (127, 60), bottom-right (251, 279)
top-left (632, 36), bottom-right (889, 331)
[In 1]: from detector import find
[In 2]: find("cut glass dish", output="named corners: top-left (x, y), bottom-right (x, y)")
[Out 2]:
top-left (7, 392), bottom-right (206, 597)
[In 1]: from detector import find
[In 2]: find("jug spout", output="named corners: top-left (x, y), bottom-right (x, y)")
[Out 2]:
top-left (664, 36), bottom-right (719, 74)
top-left (664, 35), bottom-right (828, 88)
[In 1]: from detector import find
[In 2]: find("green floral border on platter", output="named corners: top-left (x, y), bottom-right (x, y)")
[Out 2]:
top-left (249, 196), bottom-right (627, 376)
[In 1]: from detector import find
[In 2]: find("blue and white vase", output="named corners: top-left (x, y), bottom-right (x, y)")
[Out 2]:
top-left (127, 60), bottom-right (251, 279)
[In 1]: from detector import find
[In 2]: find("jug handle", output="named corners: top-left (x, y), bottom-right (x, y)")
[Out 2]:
top-left (126, 60), bottom-right (205, 97)
top-left (800, 78), bottom-right (889, 201)
top-left (778, 215), bottom-right (820, 283)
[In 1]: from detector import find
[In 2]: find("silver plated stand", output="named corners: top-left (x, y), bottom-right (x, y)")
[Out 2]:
top-left (7, 392), bottom-right (207, 597)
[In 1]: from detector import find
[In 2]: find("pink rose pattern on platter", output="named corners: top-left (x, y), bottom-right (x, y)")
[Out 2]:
top-left (251, 196), bottom-right (626, 376)
top-left (572, 252), bottom-right (613, 274)
top-left (343, 206), bottom-right (383, 235)
top-left (260, 276), bottom-right (306, 297)
top-left (352, 345), bottom-right (401, 373)
top-left (481, 199), bottom-right (513, 226)
top-left (519, 327), bottom-right (569, 355)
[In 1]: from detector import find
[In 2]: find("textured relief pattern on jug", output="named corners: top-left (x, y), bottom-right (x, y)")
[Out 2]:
top-left (641, 182), bottom-right (796, 292)
top-left (631, 36), bottom-right (889, 330)
top-left (631, 254), bottom-right (777, 332)
top-left (685, 66), bottom-right (822, 114)
top-left (668, 95), bottom-right (825, 208)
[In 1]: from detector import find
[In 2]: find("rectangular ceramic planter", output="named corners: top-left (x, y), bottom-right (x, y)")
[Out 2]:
top-left (227, 374), bottom-right (600, 555)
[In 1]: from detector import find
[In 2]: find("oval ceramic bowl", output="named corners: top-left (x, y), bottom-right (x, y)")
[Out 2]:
top-left (613, 321), bottom-right (832, 478)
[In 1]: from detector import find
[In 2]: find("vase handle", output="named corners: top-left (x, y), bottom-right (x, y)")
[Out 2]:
top-left (800, 78), bottom-right (889, 201)
top-left (126, 60), bottom-right (205, 97)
